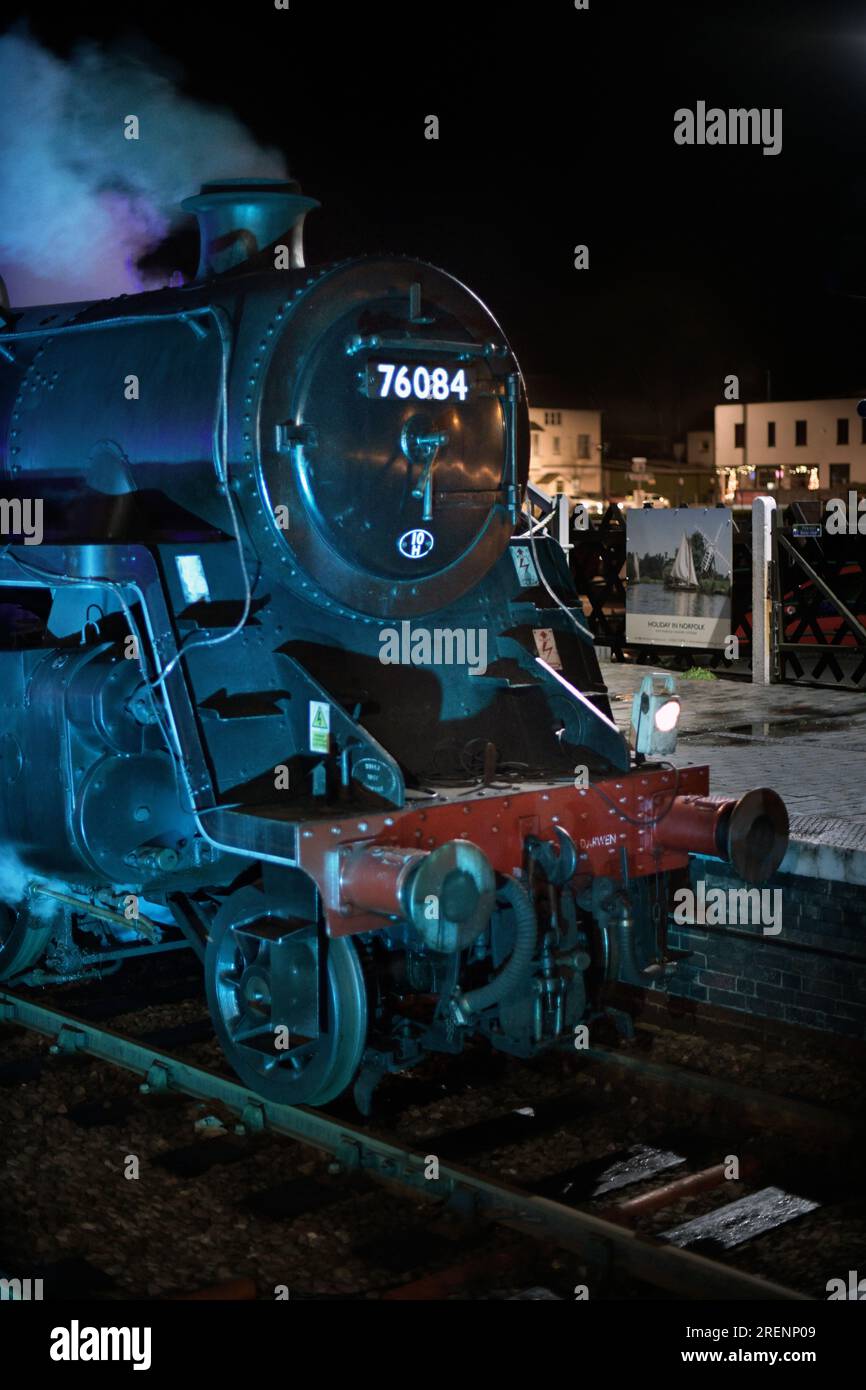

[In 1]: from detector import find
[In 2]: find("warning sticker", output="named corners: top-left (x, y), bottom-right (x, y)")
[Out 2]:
top-left (309, 701), bottom-right (330, 754)
top-left (532, 628), bottom-right (562, 669)
top-left (510, 545), bottom-right (540, 588)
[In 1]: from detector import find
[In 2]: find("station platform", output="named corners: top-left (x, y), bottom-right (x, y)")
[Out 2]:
top-left (600, 663), bottom-right (866, 887)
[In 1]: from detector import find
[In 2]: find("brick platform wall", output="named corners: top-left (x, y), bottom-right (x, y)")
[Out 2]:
top-left (662, 858), bottom-right (866, 1040)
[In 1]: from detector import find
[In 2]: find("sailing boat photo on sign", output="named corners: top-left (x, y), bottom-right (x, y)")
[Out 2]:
top-left (625, 508), bottom-right (733, 648)
top-left (666, 532), bottom-right (699, 591)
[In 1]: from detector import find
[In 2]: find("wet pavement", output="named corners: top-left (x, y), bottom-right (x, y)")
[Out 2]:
top-left (601, 663), bottom-right (866, 826)
top-left (600, 664), bottom-right (866, 882)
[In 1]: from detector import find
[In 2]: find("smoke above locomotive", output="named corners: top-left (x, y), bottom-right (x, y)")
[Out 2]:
top-left (0, 157), bottom-right (788, 1111)
top-left (0, 30), bottom-right (287, 305)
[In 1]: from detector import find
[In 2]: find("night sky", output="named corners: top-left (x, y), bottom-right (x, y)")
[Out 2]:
top-left (8, 0), bottom-right (866, 443)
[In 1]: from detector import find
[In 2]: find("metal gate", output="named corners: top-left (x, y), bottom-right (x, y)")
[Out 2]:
top-left (771, 502), bottom-right (866, 688)
top-left (568, 503), bottom-right (628, 655)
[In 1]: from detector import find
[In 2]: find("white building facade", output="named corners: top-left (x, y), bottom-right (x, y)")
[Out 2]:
top-left (687, 430), bottom-right (715, 469)
top-left (528, 407), bottom-right (603, 498)
top-left (715, 399), bottom-right (866, 501)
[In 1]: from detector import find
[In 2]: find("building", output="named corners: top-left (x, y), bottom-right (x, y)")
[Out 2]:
top-left (715, 398), bottom-right (866, 503)
top-left (687, 430), bottom-right (715, 469)
top-left (602, 431), bottom-right (718, 507)
top-left (528, 406), bottom-right (602, 499)
top-left (602, 454), bottom-right (717, 507)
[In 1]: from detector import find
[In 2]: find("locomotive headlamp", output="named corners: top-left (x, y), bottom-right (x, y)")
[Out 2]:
top-left (654, 697), bottom-right (681, 733)
top-left (630, 672), bottom-right (681, 758)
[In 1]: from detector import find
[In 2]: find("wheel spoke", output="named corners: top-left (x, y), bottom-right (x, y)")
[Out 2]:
top-left (231, 1015), bottom-right (272, 1044)
top-left (236, 934), bottom-right (260, 967)
top-left (285, 1040), bottom-right (317, 1070)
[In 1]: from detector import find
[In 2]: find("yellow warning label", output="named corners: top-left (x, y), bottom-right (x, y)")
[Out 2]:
top-left (309, 701), bottom-right (330, 753)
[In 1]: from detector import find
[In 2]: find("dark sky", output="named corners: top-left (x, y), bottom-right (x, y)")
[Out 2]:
top-left (10, 0), bottom-right (866, 440)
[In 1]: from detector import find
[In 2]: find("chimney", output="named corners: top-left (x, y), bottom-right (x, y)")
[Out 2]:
top-left (181, 178), bottom-right (319, 280)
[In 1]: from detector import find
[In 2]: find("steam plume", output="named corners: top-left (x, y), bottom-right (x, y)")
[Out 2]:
top-left (0, 29), bottom-right (288, 305)
top-left (0, 846), bottom-right (60, 923)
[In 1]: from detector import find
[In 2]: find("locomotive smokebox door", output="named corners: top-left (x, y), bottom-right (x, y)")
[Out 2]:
top-left (255, 258), bottom-right (530, 617)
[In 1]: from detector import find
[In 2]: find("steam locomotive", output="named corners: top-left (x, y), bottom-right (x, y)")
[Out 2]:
top-left (0, 181), bottom-right (788, 1109)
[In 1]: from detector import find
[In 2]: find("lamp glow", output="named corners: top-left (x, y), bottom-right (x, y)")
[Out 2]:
top-left (654, 698), bottom-right (681, 734)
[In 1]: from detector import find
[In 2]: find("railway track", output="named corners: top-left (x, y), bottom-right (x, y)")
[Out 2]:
top-left (3, 978), bottom-right (860, 1301)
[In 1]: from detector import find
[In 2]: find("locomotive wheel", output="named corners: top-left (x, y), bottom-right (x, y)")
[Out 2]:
top-left (205, 886), bottom-right (367, 1107)
top-left (0, 904), bottom-right (54, 981)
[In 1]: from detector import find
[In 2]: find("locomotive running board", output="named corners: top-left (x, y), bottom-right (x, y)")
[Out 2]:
top-left (0, 987), bottom-right (806, 1301)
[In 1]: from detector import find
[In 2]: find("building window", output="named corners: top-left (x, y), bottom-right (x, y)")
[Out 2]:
top-left (767, 421), bottom-right (775, 447)
top-left (577, 434), bottom-right (590, 459)
top-left (734, 422), bottom-right (745, 449)
top-left (531, 433), bottom-right (539, 454)
top-left (543, 411), bottom-right (562, 426)
top-left (830, 463), bottom-right (850, 489)
top-left (795, 419), bottom-right (807, 446)
top-left (837, 418), bottom-right (849, 446)
top-left (700, 439), bottom-right (709, 451)
top-left (552, 436), bottom-right (561, 455)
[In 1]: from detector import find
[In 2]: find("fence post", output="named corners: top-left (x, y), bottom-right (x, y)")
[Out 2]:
top-left (752, 495), bottom-right (776, 685)
top-left (556, 493), bottom-right (572, 552)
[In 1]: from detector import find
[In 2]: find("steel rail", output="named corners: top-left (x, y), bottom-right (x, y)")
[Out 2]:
top-left (582, 1044), bottom-right (861, 1143)
top-left (0, 988), bottom-right (809, 1301)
